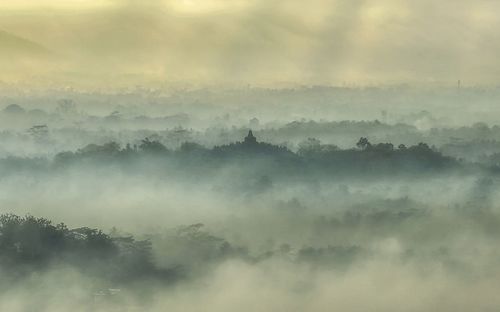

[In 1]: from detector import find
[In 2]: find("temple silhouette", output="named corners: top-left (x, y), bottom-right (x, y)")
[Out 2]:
top-left (244, 130), bottom-right (257, 145)
top-left (211, 129), bottom-right (292, 157)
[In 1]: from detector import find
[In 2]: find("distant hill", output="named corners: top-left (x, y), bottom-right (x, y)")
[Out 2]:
top-left (0, 30), bottom-right (52, 58)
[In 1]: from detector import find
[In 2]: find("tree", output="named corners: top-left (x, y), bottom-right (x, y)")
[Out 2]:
top-left (373, 142), bottom-right (394, 152)
top-left (3, 104), bottom-right (25, 114)
top-left (78, 142), bottom-right (121, 156)
top-left (356, 137), bottom-right (371, 150)
top-left (298, 138), bottom-right (322, 156)
top-left (28, 125), bottom-right (49, 141)
top-left (139, 138), bottom-right (168, 154)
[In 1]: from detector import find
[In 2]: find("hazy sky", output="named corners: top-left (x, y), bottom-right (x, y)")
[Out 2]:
top-left (1, 0), bottom-right (499, 88)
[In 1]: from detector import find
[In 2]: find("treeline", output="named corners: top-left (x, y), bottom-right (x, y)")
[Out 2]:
top-left (56, 135), bottom-right (458, 174)
top-left (0, 213), bottom-right (372, 281)
top-left (0, 135), bottom-right (461, 177)
top-left (0, 214), bottom-right (175, 285)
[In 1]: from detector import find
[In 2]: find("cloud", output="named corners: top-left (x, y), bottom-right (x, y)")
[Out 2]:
top-left (1, 0), bottom-right (500, 88)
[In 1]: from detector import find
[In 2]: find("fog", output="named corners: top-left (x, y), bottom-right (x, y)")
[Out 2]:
top-left (2, 0), bottom-right (500, 87)
top-left (0, 87), bottom-right (499, 311)
top-left (2, 1), bottom-right (500, 310)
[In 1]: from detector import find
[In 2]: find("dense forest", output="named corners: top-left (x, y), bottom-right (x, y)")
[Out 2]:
top-left (0, 131), bottom-right (465, 179)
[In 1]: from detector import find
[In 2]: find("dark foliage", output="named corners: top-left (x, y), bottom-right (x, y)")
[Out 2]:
top-left (0, 132), bottom-right (463, 179)
top-left (0, 214), bottom-right (177, 284)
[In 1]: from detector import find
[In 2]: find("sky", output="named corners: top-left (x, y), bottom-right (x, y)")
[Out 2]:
top-left (0, 0), bottom-right (499, 88)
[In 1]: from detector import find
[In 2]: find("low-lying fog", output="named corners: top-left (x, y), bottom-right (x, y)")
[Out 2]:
top-left (1, 87), bottom-right (500, 311)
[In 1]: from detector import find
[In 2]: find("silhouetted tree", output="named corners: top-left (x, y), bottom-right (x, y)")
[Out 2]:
top-left (139, 138), bottom-right (168, 154)
top-left (356, 137), bottom-right (371, 150)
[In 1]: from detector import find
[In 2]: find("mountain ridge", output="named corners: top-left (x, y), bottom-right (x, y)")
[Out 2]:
top-left (0, 29), bottom-right (52, 57)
